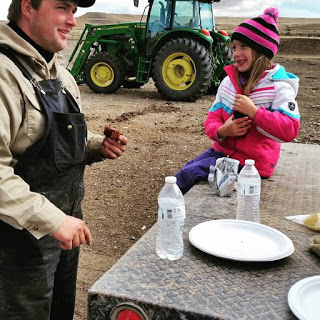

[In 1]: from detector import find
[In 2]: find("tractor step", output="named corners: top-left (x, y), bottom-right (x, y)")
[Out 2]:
top-left (136, 57), bottom-right (151, 83)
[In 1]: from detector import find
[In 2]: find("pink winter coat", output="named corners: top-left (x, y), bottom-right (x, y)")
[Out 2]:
top-left (204, 64), bottom-right (300, 177)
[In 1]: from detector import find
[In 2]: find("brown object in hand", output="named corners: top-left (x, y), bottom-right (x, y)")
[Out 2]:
top-left (104, 125), bottom-right (122, 140)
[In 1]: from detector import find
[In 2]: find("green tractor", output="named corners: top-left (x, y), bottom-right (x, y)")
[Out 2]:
top-left (67, 0), bottom-right (232, 101)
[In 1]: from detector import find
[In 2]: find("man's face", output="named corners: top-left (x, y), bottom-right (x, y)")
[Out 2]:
top-left (27, 0), bottom-right (77, 53)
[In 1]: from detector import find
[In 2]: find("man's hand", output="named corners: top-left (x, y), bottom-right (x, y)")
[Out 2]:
top-left (218, 116), bottom-right (252, 138)
top-left (100, 134), bottom-right (128, 159)
top-left (52, 215), bottom-right (92, 250)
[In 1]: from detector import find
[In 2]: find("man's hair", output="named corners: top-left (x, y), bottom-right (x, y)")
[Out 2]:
top-left (7, 0), bottom-right (78, 23)
top-left (8, 0), bottom-right (42, 23)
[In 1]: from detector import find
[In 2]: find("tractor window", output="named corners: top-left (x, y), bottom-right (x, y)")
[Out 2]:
top-left (199, 2), bottom-right (214, 31)
top-left (147, 0), bottom-right (172, 37)
top-left (174, 1), bottom-right (200, 29)
top-left (146, 0), bottom-right (213, 35)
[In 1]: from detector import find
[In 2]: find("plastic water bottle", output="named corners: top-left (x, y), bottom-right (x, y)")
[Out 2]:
top-left (236, 159), bottom-right (261, 223)
top-left (156, 176), bottom-right (186, 260)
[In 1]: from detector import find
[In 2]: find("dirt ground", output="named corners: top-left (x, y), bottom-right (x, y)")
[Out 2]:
top-left (61, 15), bottom-right (320, 319)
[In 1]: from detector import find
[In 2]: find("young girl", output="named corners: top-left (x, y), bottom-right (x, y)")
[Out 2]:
top-left (175, 7), bottom-right (300, 195)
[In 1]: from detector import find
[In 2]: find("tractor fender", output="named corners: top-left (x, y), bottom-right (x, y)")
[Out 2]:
top-left (211, 30), bottom-right (231, 44)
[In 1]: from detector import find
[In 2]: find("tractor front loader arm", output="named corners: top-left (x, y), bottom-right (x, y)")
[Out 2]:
top-left (67, 24), bottom-right (98, 84)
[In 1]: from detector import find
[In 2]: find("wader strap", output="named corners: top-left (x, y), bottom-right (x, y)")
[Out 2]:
top-left (0, 45), bottom-right (34, 81)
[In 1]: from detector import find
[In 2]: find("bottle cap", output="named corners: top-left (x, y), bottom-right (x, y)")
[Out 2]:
top-left (165, 176), bottom-right (177, 183)
top-left (245, 159), bottom-right (255, 165)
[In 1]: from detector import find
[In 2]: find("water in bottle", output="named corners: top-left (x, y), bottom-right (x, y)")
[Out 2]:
top-left (236, 159), bottom-right (261, 223)
top-left (156, 176), bottom-right (186, 260)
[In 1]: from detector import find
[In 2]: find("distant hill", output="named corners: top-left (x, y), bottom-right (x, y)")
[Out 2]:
top-left (76, 12), bottom-right (144, 26)
top-left (74, 12), bottom-right (246, 34)
top-left (75, 12), bottom-right (320, 37)
top-left (1, 12), bottom-right (318, 38)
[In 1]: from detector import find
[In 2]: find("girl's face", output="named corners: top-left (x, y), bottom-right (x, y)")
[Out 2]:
top-left (232, 40), bottom-right (254, 73)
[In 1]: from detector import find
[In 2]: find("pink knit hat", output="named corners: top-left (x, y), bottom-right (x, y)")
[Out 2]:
top-left (231, 7), bottom-right (280, 59)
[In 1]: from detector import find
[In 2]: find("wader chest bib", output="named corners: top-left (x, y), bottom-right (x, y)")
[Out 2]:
top-left (0, 47), bottom-right (87, 320)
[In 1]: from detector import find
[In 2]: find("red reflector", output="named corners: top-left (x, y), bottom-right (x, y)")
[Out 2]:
top-left (116, 309), bottom-right (142, 320)
top-left (219, 30), bottom-right (228, 36)
top-left (201, 29), bottom-right (210, 36)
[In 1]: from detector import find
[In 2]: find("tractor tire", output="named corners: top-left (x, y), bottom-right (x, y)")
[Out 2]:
top-left (152, 38), bottom-right (213, 102)
top-left (122, 80), bottom-right (144, 89)
top-left (224, 46), bottom-right (233, 62)
top-left (207, 42), bottom-right (233, 95)
top-left (84, 52), bottom-right (124, 94)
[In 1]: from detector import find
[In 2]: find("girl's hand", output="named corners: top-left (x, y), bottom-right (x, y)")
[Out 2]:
top-left (218, 116), bottom-right (252, 138)
top-left (233, 94), bottom-right (258, 119)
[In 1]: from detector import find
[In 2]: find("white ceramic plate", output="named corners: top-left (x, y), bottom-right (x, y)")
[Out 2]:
top-left (288, 275), bottom-right (320, 320)
top-left (188, 219), bottom-right (294, 262)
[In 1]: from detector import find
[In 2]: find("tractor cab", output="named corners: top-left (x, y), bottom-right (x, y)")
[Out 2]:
top-left (146, 0), bottom-right (215, 37)
top-left (143, 0), bottom-right (221, 57)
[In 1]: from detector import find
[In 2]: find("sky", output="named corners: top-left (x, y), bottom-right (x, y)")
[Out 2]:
top-left (0, 0), bottom-right (319, 21)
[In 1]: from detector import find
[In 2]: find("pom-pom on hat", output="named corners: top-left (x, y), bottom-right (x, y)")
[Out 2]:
top-left (231, 7), bottom-right (280, 59)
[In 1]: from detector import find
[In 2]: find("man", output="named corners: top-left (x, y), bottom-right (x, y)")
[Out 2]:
top-left (0, 0), bottom-right (128, 319)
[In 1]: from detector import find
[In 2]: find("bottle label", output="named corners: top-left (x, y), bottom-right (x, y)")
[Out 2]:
top-left (239, 183), bottom-right (260, 195)
top-left (159, 204), bottom-right (186, 220)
